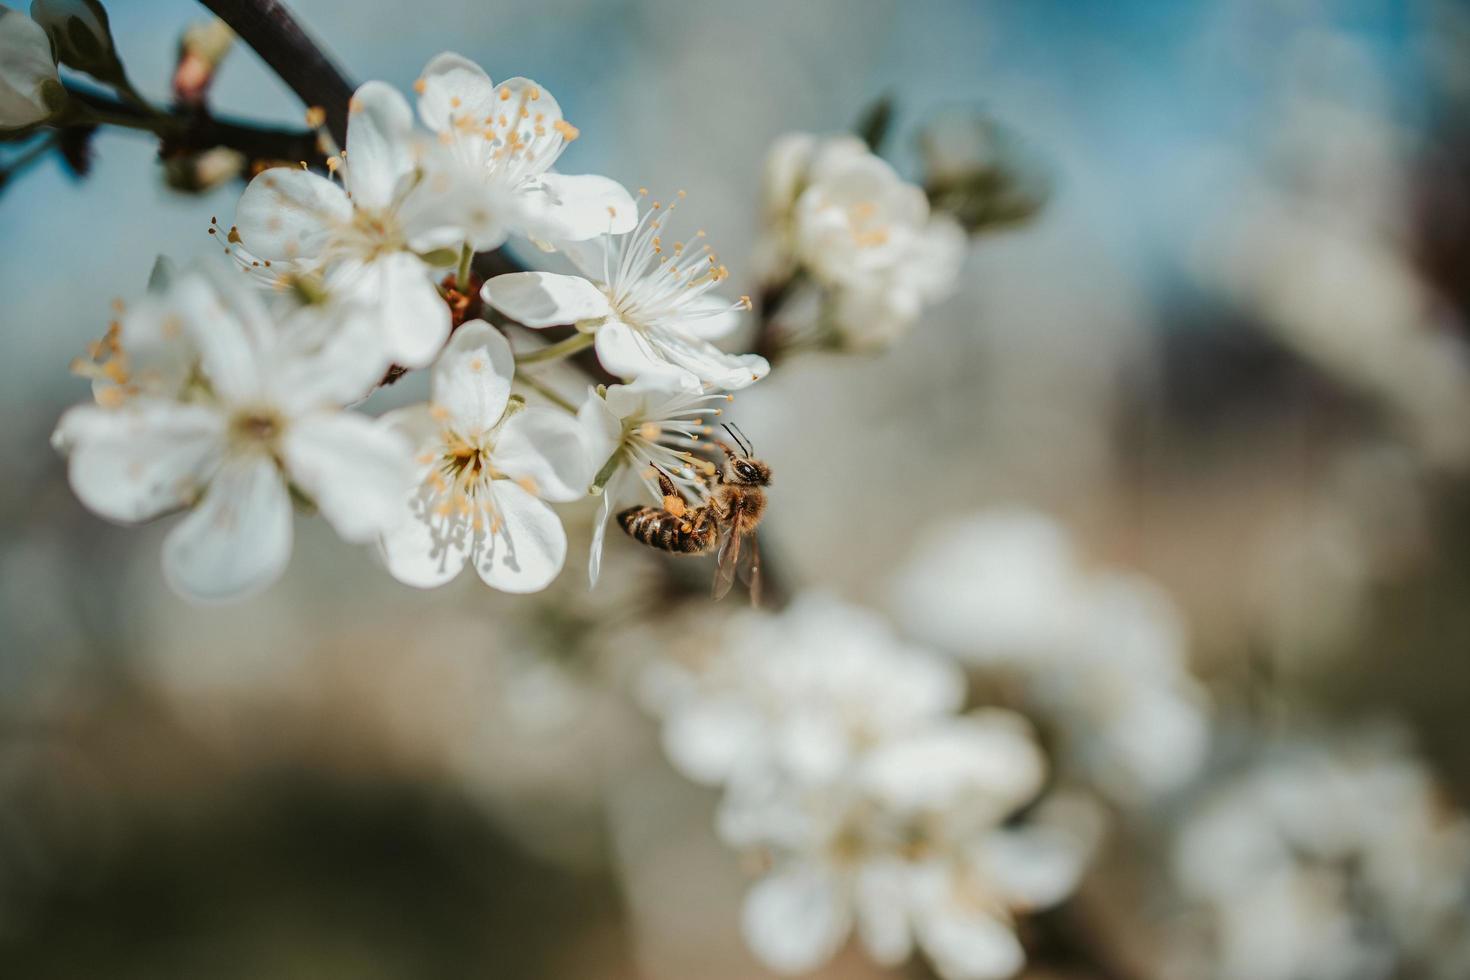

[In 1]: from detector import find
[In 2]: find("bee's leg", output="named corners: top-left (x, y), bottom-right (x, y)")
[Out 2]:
top-left (652, 466), bottom-right (688, 517)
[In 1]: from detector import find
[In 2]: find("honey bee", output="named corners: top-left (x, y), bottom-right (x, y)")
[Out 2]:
top-left (618, 423), bottom-right (770, 602)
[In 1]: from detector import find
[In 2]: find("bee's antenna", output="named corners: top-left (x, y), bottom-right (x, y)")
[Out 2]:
top-left (730, 422), bottom-right (755, 455)
top-left (722, 422), bottom-right (752, 457)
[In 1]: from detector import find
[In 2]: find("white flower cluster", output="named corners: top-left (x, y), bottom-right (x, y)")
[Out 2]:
top-left (1173, 736), bottom-right (1470, 980)
top-left (645, 594), bottom-right (1098, 980)
top-left (50, 54), bottom-right (770, 600)
top-left (759, 133), bottom-right (966, 349)
top-left (891, 508), bottom-right (1210, 806)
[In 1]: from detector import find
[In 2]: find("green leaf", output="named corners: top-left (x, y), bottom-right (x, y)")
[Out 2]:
top-left (853, 94), bottom-right (894, 154)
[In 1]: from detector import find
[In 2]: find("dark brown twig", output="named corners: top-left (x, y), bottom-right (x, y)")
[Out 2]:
top-left (196, 0), bottom-right (355, 146)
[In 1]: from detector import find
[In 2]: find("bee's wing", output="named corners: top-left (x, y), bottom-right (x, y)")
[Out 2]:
top-left (712, 502), bottom-right (742, 601)
top-left (738, 531), bottom-right (763, 608)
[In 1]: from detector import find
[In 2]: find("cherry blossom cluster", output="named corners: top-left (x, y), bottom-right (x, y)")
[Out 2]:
top-left (891, 508), bottom-right (1211, 806)
top-left (1172, 734), bottom-right (1470, 980)
top-left (49, 53), bottom-right (769, 600)
top-left (642, 594), bottom-right (1099, 980)
top-left (758, 133), bottom-right (966, 349)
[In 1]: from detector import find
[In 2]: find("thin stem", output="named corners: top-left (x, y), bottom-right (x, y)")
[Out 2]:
top-left (515, 331), bottom-right (595, 366)
top-left (59, 81), bottom-right (318, 162)
top-left (515, 372), bottom-right (579, 413)
top-left (455, 242), bottom-right (473, 291)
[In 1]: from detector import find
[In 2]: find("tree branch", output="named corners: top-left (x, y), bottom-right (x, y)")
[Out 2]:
top-left (196, 0), bottom-right (355, 145)
top-left (62, 82), bottom-right (319, 163)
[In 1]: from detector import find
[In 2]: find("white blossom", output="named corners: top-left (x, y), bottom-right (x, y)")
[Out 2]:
top-left (575, 376), bottom-right (728, 586)
top-left (378, 320), bottom-right (591, 594)
top-left (481, 195), bottom-right (769, 393)
top-left (1174, 736), bottom-right (1470, 980)
top-left (412, 52), bottom-right (636, 249)
top-left (656, 594), bottom-right (965, 789)
top-left (892, 508), bottom-right (1210, 805)
top-left (648, 594), bottom-right (1095, 979)
top-left (0, 4), bottom-right (61, 129)
top-left (52, 263), bottom-right (415, 601)
top-left (226, 80), bottom-right (470, 370)
top-left (759, 133), bottom-right (965, 347)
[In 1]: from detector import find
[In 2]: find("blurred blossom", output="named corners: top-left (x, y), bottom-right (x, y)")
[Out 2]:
top-left (757, 132), bottom-right (965, 349)
top-left (891, 508), bottom-right (1209, 805)
top-left (1173, 733), bottom-right (1470, 980)
top-left (0, 4), bottom-right (61, 130)
top-left (645, 593), bottom-right (1098, 979)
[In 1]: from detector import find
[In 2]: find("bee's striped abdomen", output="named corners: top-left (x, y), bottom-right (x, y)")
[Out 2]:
top-left (618, 506), bottom-right (718, 554)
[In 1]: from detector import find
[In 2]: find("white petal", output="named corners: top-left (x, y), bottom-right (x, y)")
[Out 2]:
top-left (161, 454), bottom-right (293, 602)
top-left (916, 906), bottom-right (1025, 980)
top-left (856, 858), bottom-right (916, 966)
top-left (472, 479), bottom-right (567, 593)
top-left (430, 320), bottom-right (514, 434)
top-left (0, 7), bottom-right (57, 129)
top-left (587, 486), bottom-right (612, 587)
top-left (481, 271), bottom-right (611, 328)
top-left (517, 173), bottom-right (638, 242)
top-left (662, 696), bottom-right (766, 785)
top-left (416, 52), bottom-right (496, 133)
top-left (493, 406), bottom-right (592, 502)
top-left (378, 477), bottom-right (470, 589)
top-left (175, 264), bottom-right (275, 404)
top-left (677, 294), bottom-right (745, 340)
top-left (742, 864), bottom-right (852, 975)
top-left (234, 166), bottom-right (351, 261)
top-left (57, 401), bottom-right (224, 523)
top-left (282, 411), bottom-right (415, 543)
top-left (646, 327), bottom-right (770, 391)
top-left (974, 826), bottom-right (1090, 912)
top-left (344, 80), bottom-right (416, 211)
top-left (593, 319), bottom-right (701, 391)
top-left (267, 300), bottom-right (391, 411)
top-left (328, 254), bottom-right (450, 370)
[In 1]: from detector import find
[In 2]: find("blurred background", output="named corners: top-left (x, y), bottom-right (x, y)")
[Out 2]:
top-left (4, 0), bottom-right (1470, 976)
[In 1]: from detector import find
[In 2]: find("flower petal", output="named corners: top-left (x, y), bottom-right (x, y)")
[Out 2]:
top-left (587, 485), bottom-right (613, 587)
top-left (282, 411), bottom-right (415, 543)
top-left (430, 319), bottom-right (514, 434)
top-left (416, 52), bottom-right (496, 133)
top-left (742, 864), bottom-right (852, 975)
top-left (517, 173), bottom-right (638, 243)
top-left (481, 271), bottom-right (611, 328)
top-left (267, 300), bottom-right (392, 411)
top-left (473, 479), bottom-right (567, 593)
top-left (234, 166), bottom-right (351, 261)
top-left (344, 80), bottom-right (416, 211)
top-left (161, 454), bottom-right (293, 602)
top-left (493, 405), bottom-right (592, 502)
top-left (916, 907), bottom-right (1025, 980)
top-left (56, 401), bottom-right (224, 524)
top-left (378, 473), bottom-right (470, 589)
top-left (646, 326), bottom-right (769, 391)
top-left (593, 319), bottom-right (700, 391)
top-left (856, 858), bottom-right (916, 967)
top-left (327, 253), bottom-right (450, 370)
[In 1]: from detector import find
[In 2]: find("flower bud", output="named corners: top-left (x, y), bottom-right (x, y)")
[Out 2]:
top-left (163, 146), bottom-right (245, 193)
top-left (173, 17), bottom-right (233, 107)
top-left (0, 4), bottom-right (62, 130)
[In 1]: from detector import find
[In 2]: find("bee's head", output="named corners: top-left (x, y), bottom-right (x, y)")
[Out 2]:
top-left (718, 423), bottom-right (771, 486)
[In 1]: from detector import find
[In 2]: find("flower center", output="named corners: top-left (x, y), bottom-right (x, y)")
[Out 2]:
top-left (228, 408), bottom-right (285, 453)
